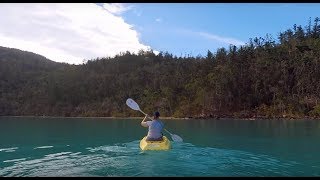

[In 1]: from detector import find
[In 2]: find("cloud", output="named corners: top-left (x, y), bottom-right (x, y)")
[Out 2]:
top-left (102, 3), bottom-right (133, 15)
top-left (133, 9), bottom-right (142, 17)
top-left (155, 18), bottom-right (162, 22)
top-left (0, 3), bottom-right (153, 64)
top-left (174, 28), bottom-right (245, 47)
top-left (197, 32), bottom-right (245, 46)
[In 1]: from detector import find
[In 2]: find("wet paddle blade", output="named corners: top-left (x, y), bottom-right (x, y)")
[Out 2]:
top-left (171, 134), bottom-right (183, 142)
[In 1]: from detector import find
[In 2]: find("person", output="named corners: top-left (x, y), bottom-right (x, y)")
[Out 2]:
top-left (141, 111), bottom-right (164, 141)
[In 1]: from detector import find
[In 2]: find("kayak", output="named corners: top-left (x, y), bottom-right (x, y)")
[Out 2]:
top-left (139, 136), bottom-right (171, 150)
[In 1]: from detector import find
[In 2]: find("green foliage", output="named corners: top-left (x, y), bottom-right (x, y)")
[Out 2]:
top-left (2, 17), bottom-right (320, 118)
top-left (309, 105), bottom-right (320, 116)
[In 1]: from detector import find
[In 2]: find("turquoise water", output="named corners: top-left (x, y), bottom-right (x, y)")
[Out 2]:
top-left (0, 117), bottom-right (319, 176)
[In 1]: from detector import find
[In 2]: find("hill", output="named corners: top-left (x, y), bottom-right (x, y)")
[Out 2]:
top-left (1, 18), bottom-right (320, 119)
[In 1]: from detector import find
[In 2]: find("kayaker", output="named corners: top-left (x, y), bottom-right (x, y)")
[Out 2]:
top-left (141, 111), bottom-right (164, 141)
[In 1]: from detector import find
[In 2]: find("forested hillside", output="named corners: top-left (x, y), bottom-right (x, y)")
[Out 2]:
top-left (1, 18), bottom-right (320, 119)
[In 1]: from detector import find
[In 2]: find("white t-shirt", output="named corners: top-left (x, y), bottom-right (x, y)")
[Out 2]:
top-left (146, 119), bottom-right (164, 139)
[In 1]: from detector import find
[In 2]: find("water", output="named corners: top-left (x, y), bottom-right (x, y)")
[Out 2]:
top-left (0, 116), bottom-right (319, 176)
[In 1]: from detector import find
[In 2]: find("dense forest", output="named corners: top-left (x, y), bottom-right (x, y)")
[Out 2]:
top-left (1, 18), bottom-right (320, 119)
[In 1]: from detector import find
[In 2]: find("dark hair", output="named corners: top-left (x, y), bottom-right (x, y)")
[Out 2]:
top-left (154, 111), bottom-right (160, 117)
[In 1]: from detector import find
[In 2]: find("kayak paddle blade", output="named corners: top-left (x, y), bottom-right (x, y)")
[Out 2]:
top-left (126, 98), bottom-right (140, 111)
top-left (171, 134), bottom-right (183, 142)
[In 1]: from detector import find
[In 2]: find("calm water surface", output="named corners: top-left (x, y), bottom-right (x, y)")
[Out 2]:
top-left (0, 116), bottom-right (319, 176)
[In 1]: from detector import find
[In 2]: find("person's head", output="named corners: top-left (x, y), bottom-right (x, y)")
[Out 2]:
top-left (154, 111), bottom-right (160, 119)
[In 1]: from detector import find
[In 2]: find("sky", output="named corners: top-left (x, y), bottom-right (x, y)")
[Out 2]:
top-left (1, 3), bottom-right (320, 64)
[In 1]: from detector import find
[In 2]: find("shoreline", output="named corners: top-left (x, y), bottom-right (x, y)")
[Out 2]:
top-left (0, 115), bottom-right (189, 120)
top-left (0, 115), bottom-right (319, 120)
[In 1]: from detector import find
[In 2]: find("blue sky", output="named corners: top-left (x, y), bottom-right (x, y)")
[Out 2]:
top-left (117, 3), bottom-right (320, 57)
top-left (1, 3), bottom-right (320, 64)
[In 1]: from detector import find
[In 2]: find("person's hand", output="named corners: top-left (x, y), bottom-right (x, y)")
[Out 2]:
top-left (142, 114), bottom-right (148, 122)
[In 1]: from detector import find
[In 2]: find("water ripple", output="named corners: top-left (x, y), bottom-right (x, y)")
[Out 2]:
top-left (0, 147), bottom-right (18, 153)
top-left (3, 158), bottom-right (27, 163)
top-left (34, 146), bottom-right (54, 149)
top-left (0, 141), bottom-right (318, 176)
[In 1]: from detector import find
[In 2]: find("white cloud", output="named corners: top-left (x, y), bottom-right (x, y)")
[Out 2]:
top-left (133, 9), bottom-right (142, 17)
top-left (0, 3), bottom-right (153, 64)
top-left (197, 32), bottom-right (245, 46)
top-left (102, 3), bottom-right (133, 15)
top-left (155, 18), bottom-right (162, 22)
top-left (174, 28), bottom-right (245, 47)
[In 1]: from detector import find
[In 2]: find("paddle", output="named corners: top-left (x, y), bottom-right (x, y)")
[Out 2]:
top-left (126, 98), bottom-right (183, 142)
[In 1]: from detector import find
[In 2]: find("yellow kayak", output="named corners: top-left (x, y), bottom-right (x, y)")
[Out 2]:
top-left (139, 136), bottom-right (171, 150)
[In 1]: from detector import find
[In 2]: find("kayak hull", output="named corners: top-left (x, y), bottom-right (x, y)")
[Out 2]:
top-left (139, 136), bottom-right (171, 150)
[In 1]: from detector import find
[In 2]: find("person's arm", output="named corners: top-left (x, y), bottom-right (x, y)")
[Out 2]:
top-left (141, 114), bottom-right (149, 127)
